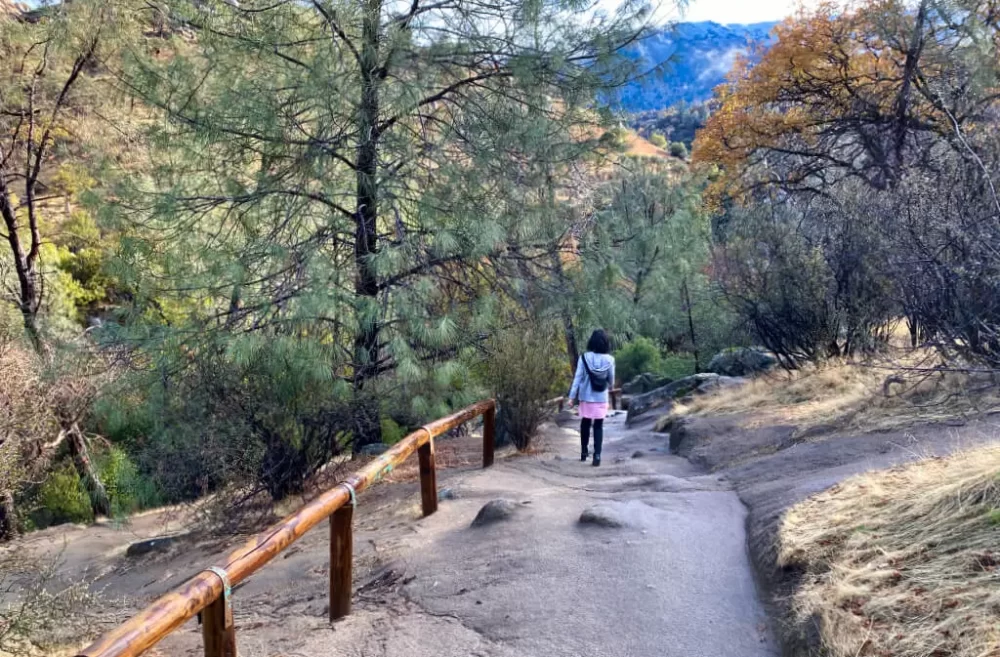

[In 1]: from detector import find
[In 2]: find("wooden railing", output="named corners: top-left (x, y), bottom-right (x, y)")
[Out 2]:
top-left (77, 399), bottom-right (497, 657)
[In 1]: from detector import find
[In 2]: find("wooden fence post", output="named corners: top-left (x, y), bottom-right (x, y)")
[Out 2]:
top-left (483, 404), bottom-right (496, 468)
top-left (418, 438), bottom-right (438, 516)
top-left (201, 591), bottom-right (236, 657)
top-left (329, 503), bottom-right (353, 621)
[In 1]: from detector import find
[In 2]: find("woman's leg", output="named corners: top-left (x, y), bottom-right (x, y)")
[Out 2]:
top-left (593, 419), bottom-right (604, 462)
top-left (580, 418), bottom-right (592, 459)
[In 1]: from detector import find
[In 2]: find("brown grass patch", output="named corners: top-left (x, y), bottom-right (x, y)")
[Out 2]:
top-left (675, 356), bottom-right (1000, 437)
top-left (778, 446), bottom-right (1000, 657)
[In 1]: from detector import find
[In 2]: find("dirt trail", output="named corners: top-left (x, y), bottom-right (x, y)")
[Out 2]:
top-left (14, 413), bottom-right (777, 657)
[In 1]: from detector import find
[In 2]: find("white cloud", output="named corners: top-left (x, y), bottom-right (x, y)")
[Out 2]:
top-left (661, 0), bottom-right (822, 24)
top-left (696, 47), bottom-right (744, 81)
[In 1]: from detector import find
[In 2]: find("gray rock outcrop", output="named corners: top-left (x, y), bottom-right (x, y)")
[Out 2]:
top-left (706, 347), bottom-right (777, 377)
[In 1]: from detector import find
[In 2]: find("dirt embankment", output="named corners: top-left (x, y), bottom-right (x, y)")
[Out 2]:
top-left (661, 365), bottom-right (1000, 656)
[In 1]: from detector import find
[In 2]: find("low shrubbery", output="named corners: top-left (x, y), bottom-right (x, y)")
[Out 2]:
top-left (615, 337), bottom-right (697, 385)
top-left (482, 324), bottom-right (567, 450)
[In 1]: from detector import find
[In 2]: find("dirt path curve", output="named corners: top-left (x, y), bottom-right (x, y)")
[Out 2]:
top-left (288, 411), bottom-right (777, 657)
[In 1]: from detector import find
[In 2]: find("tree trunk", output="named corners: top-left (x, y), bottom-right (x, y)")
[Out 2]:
top-left (0, 490), bottom-right (18, 542)
top-left (0, 185), bottom-right (42, 353)
top-left (681, 277), bottom-right (700, 372)
top-left (550, 252), bottom-right (579, 373)
top-left (67, 424), bottom-right (111, 518)
top-left (351, 0), bottom-right (384, 450)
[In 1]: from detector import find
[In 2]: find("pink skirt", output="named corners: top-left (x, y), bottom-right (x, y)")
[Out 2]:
top-left (579, 401), bottom-right (609, 420)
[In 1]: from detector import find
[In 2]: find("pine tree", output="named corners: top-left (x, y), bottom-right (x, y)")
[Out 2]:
top-left (115, 0), bottom-right (655, 448)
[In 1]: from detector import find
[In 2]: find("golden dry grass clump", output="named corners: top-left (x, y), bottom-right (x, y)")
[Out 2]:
top-left (778, 447), bottom-right (1000, 657)
top-left (676, 357), bottom-right (1000, 436)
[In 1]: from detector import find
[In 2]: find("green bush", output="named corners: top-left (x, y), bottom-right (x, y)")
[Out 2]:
top-left (669, 141), bottom-right (688, 158)
top-left (484, 324), bottom-right (566, 450)
top-left (380, 417), bottom-right (409, 445)
top-left (658, 352), bottom-right (697, 379)
top-left (649, 132), bottom-right (668, 149)
top-left (96, 447), bottom-right (162, 518)
top-left (32, 462), bottom-right (93, 527)
top-left (614, 337), bottom-right (662, 384)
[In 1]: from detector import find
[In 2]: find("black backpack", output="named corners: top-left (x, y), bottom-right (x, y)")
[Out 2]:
top-left (581, 354), bottom-right (609, 393)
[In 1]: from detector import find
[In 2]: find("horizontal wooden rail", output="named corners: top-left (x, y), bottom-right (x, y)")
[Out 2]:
top-left (78, 399), bottom-right (497, 657)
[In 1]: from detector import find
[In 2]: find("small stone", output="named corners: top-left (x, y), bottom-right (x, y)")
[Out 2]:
top-left (471, 499), bottom-right (519, 527)
top-left (359, 443), bottom-right (391, 456)
top-left (438, 488), bottom-right (458, 501)
top-left (632, 450), bottom-right (644, 458)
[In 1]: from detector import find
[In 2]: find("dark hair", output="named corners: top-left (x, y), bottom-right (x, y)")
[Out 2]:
top-left (586, 329), bottom-right (611, 355)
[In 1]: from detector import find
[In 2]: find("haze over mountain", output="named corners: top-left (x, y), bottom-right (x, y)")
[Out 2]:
top-left (613, 21), bottom-right (779, 112)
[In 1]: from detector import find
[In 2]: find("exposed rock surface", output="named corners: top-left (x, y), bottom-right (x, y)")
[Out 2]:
top-left (470, 499), bottom-right (519, 527)
top-left (707, 347), bottom-right (777, 377)
top-left (578, 505), bottom-right (626, 528)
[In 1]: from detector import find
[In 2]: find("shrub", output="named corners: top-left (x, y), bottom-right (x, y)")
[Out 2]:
top-left (669, 141), bottom-right (688, 158)
top-left (600, 126), bottom-right (630, 152)
top-left (614, 337), bottom-right (662, 383)
top-left (649, 132), bottom-right (668, 148)
top-left (0, 549), bottom-right (102, 654)
top-left (380, 417), bottom-right (408, 445)
top-left (31, 462), bottom-right (93, 527)
top-left (484, 324), bottom-right (566, 450)
top-left (658, 352), bottom-right (697, 379)
top-left (96, 447), bottom-right (161, 518)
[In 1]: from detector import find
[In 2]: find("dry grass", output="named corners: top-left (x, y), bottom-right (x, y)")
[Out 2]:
top-left (0, 549), bottom-right (103, 657)
top-left (778, 446), bottom-right (1000, 657)
top-left (675, 356), bottom-right (1000, 437)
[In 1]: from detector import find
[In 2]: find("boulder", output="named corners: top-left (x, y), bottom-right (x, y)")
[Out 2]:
top-left (655, 416), bottom-right (691, 453)
top-left (706, 347), bottom-right (777, 377)
top-left (471, 499), bottom-right (519, 527)
top-left (126, 534), bottom-right (186, 557)
top-left (625, 373), bottom-right (747, 424)
top-left (621, 372), bottom-right (673, 396)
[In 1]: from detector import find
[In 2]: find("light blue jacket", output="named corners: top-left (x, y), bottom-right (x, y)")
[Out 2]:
top-left (569, 353), bottom-right (616, 403)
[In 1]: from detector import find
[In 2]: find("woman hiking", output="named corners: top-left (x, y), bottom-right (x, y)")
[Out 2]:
top-left (568, 329), bottom-right (615, 466)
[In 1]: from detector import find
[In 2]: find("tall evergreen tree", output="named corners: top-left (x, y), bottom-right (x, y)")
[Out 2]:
top-left (116, 0), bottom-right (655, 447)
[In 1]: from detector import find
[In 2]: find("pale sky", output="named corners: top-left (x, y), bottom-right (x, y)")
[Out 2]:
top-left (670, 0), bottom-right (817, 24)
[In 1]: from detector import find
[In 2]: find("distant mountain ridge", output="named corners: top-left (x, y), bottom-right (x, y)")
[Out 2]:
top-left (612, 21), bottom-right (779, 112)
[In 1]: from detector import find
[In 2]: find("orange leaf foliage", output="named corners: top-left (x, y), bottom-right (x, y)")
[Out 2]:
top-left (693, 0), bottom-right (1000, 203)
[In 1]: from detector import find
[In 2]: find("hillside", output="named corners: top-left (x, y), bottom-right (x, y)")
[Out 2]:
top-left (614, 21), bottom-right (778, 112)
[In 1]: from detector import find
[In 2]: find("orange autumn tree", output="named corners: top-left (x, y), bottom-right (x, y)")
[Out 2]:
top-left (693, 0), bottom-right (1000, 201)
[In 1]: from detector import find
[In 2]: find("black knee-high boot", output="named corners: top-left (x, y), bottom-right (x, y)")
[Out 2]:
top-left (580, 418), bottom-right (592, 460)
top-left (592, 419), bottom-right (604, 465)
